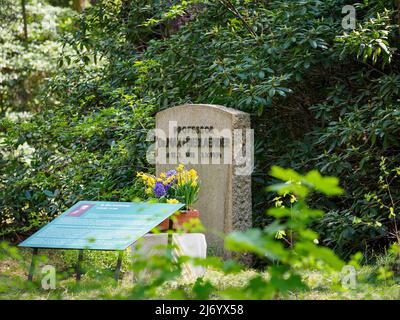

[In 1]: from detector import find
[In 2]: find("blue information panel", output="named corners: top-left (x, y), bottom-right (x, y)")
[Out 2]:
top-left (19, 201), bottom-right (184, 250)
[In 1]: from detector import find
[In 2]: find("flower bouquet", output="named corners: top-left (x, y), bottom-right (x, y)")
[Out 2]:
top-left (136, 164), bottom-right (200, 231)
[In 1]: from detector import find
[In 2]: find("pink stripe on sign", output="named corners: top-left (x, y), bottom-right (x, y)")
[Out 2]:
top-left (67, 204), bottom-right (95, 217)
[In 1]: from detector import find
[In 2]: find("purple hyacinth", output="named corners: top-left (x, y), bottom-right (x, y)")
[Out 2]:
top-left (153, 181), bottom-right (167, 198)
top-left (165, 182), bottom-right (173, 189)
top-left (166, 169), bottom-right (177, 177)
top-left (165, 169), bottom-right (177, 189)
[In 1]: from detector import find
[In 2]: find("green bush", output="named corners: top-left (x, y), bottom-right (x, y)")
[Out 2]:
top-left (0, 0), bottom-right (74, 114)
top-left (1, 0), bottom-right (400, 260)
top-left (0, 167), bottom-right (350, 300)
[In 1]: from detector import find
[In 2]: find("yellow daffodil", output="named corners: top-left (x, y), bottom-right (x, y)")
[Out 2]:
top-left (163, 175), bottom-right (175, 185)
top-left (177, 172), bottom-right (189, 186)
top-left (147, 177), bottom-right (156, 188)
top-left (167, 199), bottom-right (179, 204)
top-left (136, 165), bottom-right (200, 209)
top-left (137, 172), bottom-right (156, 188)
top-left (188, 169), bottom-right (198, 180)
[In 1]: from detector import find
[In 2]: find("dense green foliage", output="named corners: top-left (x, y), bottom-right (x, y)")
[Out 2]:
top-left (2, 169), bottom-right (399, 299)
top-left (1, 0), bottom-right (400, 261)
top-left (0, 0), bottom-right (74, 114)
top-left (1, 168), bottom-right (361, 299)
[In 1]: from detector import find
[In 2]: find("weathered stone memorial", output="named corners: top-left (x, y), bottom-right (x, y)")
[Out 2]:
top-left (154, 104), bottom-right (253, 257)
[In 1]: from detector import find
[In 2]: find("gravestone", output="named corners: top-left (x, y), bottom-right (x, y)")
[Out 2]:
top-left (155, 104), bottom-right (253, 258)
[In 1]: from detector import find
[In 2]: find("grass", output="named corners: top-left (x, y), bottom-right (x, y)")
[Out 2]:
top-left (1, 247), bottom-right (399, 300)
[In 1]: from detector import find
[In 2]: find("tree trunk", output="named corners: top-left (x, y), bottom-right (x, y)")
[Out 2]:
top-left (397, 0), bottom-right (400, 31)
top-left (21, 0), bottom-right (28, 40)
top-left (73, 0), bottom-right (86, 12)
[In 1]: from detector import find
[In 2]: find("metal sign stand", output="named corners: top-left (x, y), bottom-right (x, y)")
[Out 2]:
top-left (167, 218), bottom-right (174, 261)
top-left (26, 211), bottom-right (179, 284)
top-left (76, 249), bottom-right (84, 281)
top-left (114, 251), bottom-right (123, 282)
top-left (167, 219), bottom-right (174, 245)
top-left (27, 248), bottom-right (124, 284)
top-left (21, 201), bottom-right (184, 284)
top-left (27, 248), bottom-right (38, 281)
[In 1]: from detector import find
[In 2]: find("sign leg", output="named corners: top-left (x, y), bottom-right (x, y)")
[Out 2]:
top-left (114, 251), bottom-right (123, 282)
top-left (28, 248), bottom-right (39, 281)
top-left (76, 249), bottom-right (84, 282)
top-left (167, 218), bottom-right (174, 246)
top-left (166, 218), bottom-right (175, 260)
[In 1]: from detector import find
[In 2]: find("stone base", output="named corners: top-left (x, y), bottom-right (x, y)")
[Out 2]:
top-left (130, 233), bottom-right (207, 282)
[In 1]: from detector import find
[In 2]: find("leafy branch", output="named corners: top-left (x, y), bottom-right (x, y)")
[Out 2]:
top-left (218, 0), bottom-right (258, 38)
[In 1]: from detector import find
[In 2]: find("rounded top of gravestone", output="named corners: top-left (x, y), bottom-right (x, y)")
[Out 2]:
top-left (156, 104), bottom-right (249, 117)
